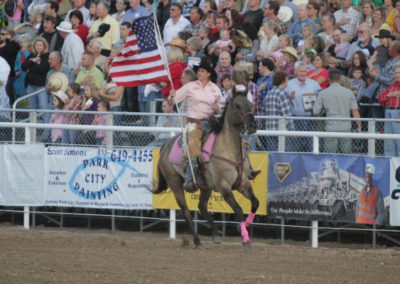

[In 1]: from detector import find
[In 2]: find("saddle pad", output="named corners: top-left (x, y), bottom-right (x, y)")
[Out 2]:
top-left (168, 132), bottom-right (218, 165)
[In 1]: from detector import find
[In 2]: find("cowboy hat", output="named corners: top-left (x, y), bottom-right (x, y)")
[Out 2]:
top-left (278, 6), bottom-right (293, 23)
top-left (51, 90), bottom-right (68, 104)
top-left (281, 46), bottom-right (299, 60)
top-left (166, 38), bottom-right (187, 50)
top-left (374, 29), bottom-right (396, 40)
top-left (365, 163), bottom-right (375, 175)
top-left (47, 72), bottom-right (69, 92)
top-left (56, 21), bottom-right (73, 33)
top-left (193, 57), bottom-right (217, 82)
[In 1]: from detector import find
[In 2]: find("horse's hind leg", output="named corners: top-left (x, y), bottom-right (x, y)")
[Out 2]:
top-left (170, 184), bottom-right (201, 248)
top-left (198, 188), bottom-right (220, 244)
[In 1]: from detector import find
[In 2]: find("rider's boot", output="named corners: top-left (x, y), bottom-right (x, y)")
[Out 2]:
top-left (183, 159), bottom-right (198, 193)
top-left (248, 162), bottom-right (261, 180)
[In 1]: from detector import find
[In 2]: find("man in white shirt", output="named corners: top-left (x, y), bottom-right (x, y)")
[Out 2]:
top-left (163, 3), bottom-right (190, 45)
top-left (64, 0), bottom-right (90, 24)
top-left (57, 21), bottom-right (85, 70)
top-left (333, 0), bottom-right (360, 38)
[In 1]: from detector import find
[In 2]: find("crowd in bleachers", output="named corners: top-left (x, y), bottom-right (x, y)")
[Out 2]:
top-left (0, 0), bottom-right (400, 154)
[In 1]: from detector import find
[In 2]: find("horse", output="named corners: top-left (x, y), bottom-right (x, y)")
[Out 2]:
top-left (153, 92), bottom-right (259, 249)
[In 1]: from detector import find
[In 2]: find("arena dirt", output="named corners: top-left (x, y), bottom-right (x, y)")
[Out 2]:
top-left (0, 224), bottom-right (399, 284)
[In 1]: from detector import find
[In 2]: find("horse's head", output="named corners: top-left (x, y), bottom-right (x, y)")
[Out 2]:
top-left (226, 88), bottom-right (257, 134)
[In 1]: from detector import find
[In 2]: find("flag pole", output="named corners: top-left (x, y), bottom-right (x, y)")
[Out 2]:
top-left (153, 12), bottom-right (197, 185)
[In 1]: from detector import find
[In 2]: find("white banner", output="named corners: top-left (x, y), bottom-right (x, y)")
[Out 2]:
top-left (0, 144), bottom-right (45, 206)
top-left (390, 158), bottom-right (400, 226)
top-left (45, 147), bottom-right (153, 209)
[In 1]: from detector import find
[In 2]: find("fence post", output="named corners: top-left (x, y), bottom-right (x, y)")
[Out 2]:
top-left (278, 118), bottom-right (286, 152)
top-left (169, 209), bottom-right (176, 239)
top-left (28, 113), bottom-right (37, 143)
top-left (106, 114), bottom-right (113, 148)
top-left (311, 135), bottom-right (319, 248)
top-left (368, 120), bottom-right (376, 156)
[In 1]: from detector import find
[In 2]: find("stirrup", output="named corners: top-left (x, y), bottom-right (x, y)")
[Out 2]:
top-left (183, 179), bottom-right (197, 193)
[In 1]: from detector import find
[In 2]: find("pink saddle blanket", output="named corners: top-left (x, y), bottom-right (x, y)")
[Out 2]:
top-left (168, 132), bottom-right (217, 165)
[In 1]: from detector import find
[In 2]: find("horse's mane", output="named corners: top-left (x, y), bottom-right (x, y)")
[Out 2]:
top-left (208, 92), bottom-right (247, 134)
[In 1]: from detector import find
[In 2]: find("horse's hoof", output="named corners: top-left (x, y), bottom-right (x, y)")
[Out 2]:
top-left (194, 242), bottom-right (203, 249)
top-left (212, 235), bottom-right (221, 244)
top-left (242, 242), bottom-right (252, 250)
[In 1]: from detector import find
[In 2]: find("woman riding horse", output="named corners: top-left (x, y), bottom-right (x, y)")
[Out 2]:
top-left (169, 57), bottom-right (224, 192)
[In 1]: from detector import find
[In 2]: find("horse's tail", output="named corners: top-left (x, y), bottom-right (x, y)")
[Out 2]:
top-left (152, 143), bottom-right (169, 194)
top-left (153, 163), bottom-right (168, 194)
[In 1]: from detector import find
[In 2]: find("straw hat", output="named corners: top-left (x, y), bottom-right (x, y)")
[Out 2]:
top-left (281, 46), bottom-right (299, 60)
top-left (51, 90), bottom-right (68, 104)
top-left (47, 72), bottom-right (69, 92)
top-left (293, 0), bottom-right (308, 6)
top-left (166, 38), bottom-right (187, 51)
top-left (278, 6), bottom-right (293, 23)
top-left (56, 21), bottom-right (73, 33)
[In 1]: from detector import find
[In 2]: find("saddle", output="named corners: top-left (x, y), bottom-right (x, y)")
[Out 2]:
top-left (168, 132), bottom-right (218, 166)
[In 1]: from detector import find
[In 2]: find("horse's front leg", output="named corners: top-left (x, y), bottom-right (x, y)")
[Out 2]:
top-left (198, 187), bottom-right (220, 244)
top-left (220, 187), bottom-right (252, 249)
top-left (241, 181), bottom-right (259, 228)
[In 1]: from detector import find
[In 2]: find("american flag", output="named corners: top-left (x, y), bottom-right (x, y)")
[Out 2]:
top-left (109, 15), bottom-right (168, 87)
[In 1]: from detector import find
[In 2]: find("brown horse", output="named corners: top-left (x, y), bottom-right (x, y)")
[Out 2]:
top-left (153, 92), bottom-right (259, 249)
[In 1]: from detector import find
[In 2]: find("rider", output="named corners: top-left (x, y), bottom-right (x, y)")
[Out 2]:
top-left (169, 57), bottom-right (224, 192)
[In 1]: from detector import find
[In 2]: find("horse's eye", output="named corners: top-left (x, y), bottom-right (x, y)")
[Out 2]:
top-left (234, 104), bottom-right (240, 110)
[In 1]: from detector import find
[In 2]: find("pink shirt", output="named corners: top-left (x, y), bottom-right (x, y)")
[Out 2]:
top-left (175, 80), bottom-right (224, 120)
top-left (10, 0), bottom-right (23, 21)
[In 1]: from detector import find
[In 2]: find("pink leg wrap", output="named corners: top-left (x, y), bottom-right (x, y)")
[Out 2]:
top-left (240, 222), bottom-right (250, 243)
top-left (245, 212), bottom-right (256, 227)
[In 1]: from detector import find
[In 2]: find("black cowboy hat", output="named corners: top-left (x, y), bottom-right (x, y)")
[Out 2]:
top-left (375, 29), bottom-right (396, 40)
top-left (193, 57), bottom-right (217, 83)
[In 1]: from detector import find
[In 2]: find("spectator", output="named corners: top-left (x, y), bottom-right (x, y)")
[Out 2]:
top-left (92, 98), bottom-right (110, 146)
top-left (85, 1), bottom-right (98, 27)
top-left (0, 55), bottom-right (10, 122)
top-left (13, 7), bottom-right (42, 38)
top-left (21, 36), bottom-right (50, 111)
top-left (156, 0), bottom-right (171, 33)
top-left (112, 0), bottom-right (127, 25)
top-left (40, 15), bottom-right (64, 53)
top-left (13, 34), bottom-right (31, 99)
top-left (186, 36), bottom-right (206, 63)
top-left (240, 0), bottom-right (264, 34)
top-left (262, 1), bottom-right (288, 36)
top-left (81, 83), bottom-right (99, 125)
top-left (203, 0), bottom-right (217, 14)
top-left (147, 99), bottom-right (179, 148)
top-left (297, 24), bottom-right (314, 53)
top-left (50, 90), bottom-right (68, 144)
top-left (368, 29), bottom-right (394, 72)
top-left (6, 0), bottom-right (23, 29)
top-left (313, 68), bottom-right (361, 154)
top-left (360, 0), bottom-right (374, 26)
top-left (378, 64), bottom-right (400, 156)
top-left (160, 47), bottom-right (186, 100)
top-left (215, 51), bottom-right (234, 87)
top-left (183, 6), bottom-right (206, 38)
top-left (76, 51), bottom-right (105, 89)
top-left (46, 51), bottom-right (75, 91)
top-left (349, 51), bottom-right (368, 78)
top-left (318, 12), bottom-right (336, 49)
top-left (257, 21), bottom-right (279, 60)
top-left (306, 54), bottom-right (330, 89)
top-left (205, 10), bottom-right (218, 39)
top-left (287, 4), bottom-right (317, 47)
top-left (69, 9), bottom-right (89, 45)
top-left (371, 7), bottom-right (387, 37)
top-left (0, 27), bottom-right (19, 103)
top-left (280, 46), bottom-right (298, 77)
top-left (38, 1), bottom-right (62, 34)
top-left (256, 57), bottom-right (275, 116)
top-left (334, 32), bottom-right (351, 60)
top-left (287, 61), bottom-right (321, 152)
top-left (263, 71), bottom-right (294, 151)
top-left (62, 83), bottom-right (82, 145)
top-left (65, 0), bottom-right (90, 24)
top-left (220, 73), bottom-right (233, 103)
top-left (87, 38), bottom-right (108, 73)
top-left (224, 8), bottom-right (241, 30)
top-left (333, 0), bottom-right (360, 38)
top-left (88, 2), bottom-right (120, 57)
top-left (209, 29), bottom-right (235, 56)
top-left (350, 66), bottom-right (366, 100)
top-left (163, 3), bottom-right (190, 45)
top-left (123, 0), bottom-right (152, 24)
top-left (57, 21), bottom-right (84, 70)
top-left (306, 1), bottom-right (321, 30)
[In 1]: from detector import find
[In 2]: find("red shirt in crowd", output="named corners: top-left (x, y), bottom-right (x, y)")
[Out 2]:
top-left (161, 61), bottom-right (186, 99)
top-left (378, 81), bottom-right (400, 108)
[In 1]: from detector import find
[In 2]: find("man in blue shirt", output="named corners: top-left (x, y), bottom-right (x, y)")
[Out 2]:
top-left (287, 4), bottom-right (317, 47)
top-left (123, 0), bottom-right (152, 24)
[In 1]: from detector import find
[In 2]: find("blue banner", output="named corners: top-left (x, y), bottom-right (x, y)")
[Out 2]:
top-left (268, 153), bottom-right (390, 223)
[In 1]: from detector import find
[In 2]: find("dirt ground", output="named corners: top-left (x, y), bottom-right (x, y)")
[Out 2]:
top-left (0, 224), bottom-right (399, 284)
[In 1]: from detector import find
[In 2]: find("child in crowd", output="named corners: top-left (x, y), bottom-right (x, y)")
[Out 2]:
top-left (198, 26), bottom-right (211, 49)
top-left (351, 66), bottom-right (366, 100)
top-left (302, 48), bottom-right (317, 72)
top-left (334, 33), bottom-right (352, 60)
top-left (281, 47), bottom-right (298, 78)
top-left (62, 83), bottom-right (83, 145)
top-left (297, 25), bottom-right (314, 53)
top-left (220, 73), bottom-right (233, 103)
top-left (13, 34), bottom-right (31, 100)
top-left (92, 98), bottom-right (110, 146)
top-left (81, 84), bottom-right (99, 125)
top-left (85, 0), bottom-right (98, 27)
top-left (368, 29), bottom-right (393, 71)
top-left (50, 91), bottom-right (68, 144)
top-left (112, 0), bottom-right (126, 24)
top-left (210, 30), bottom-right (234, 54)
